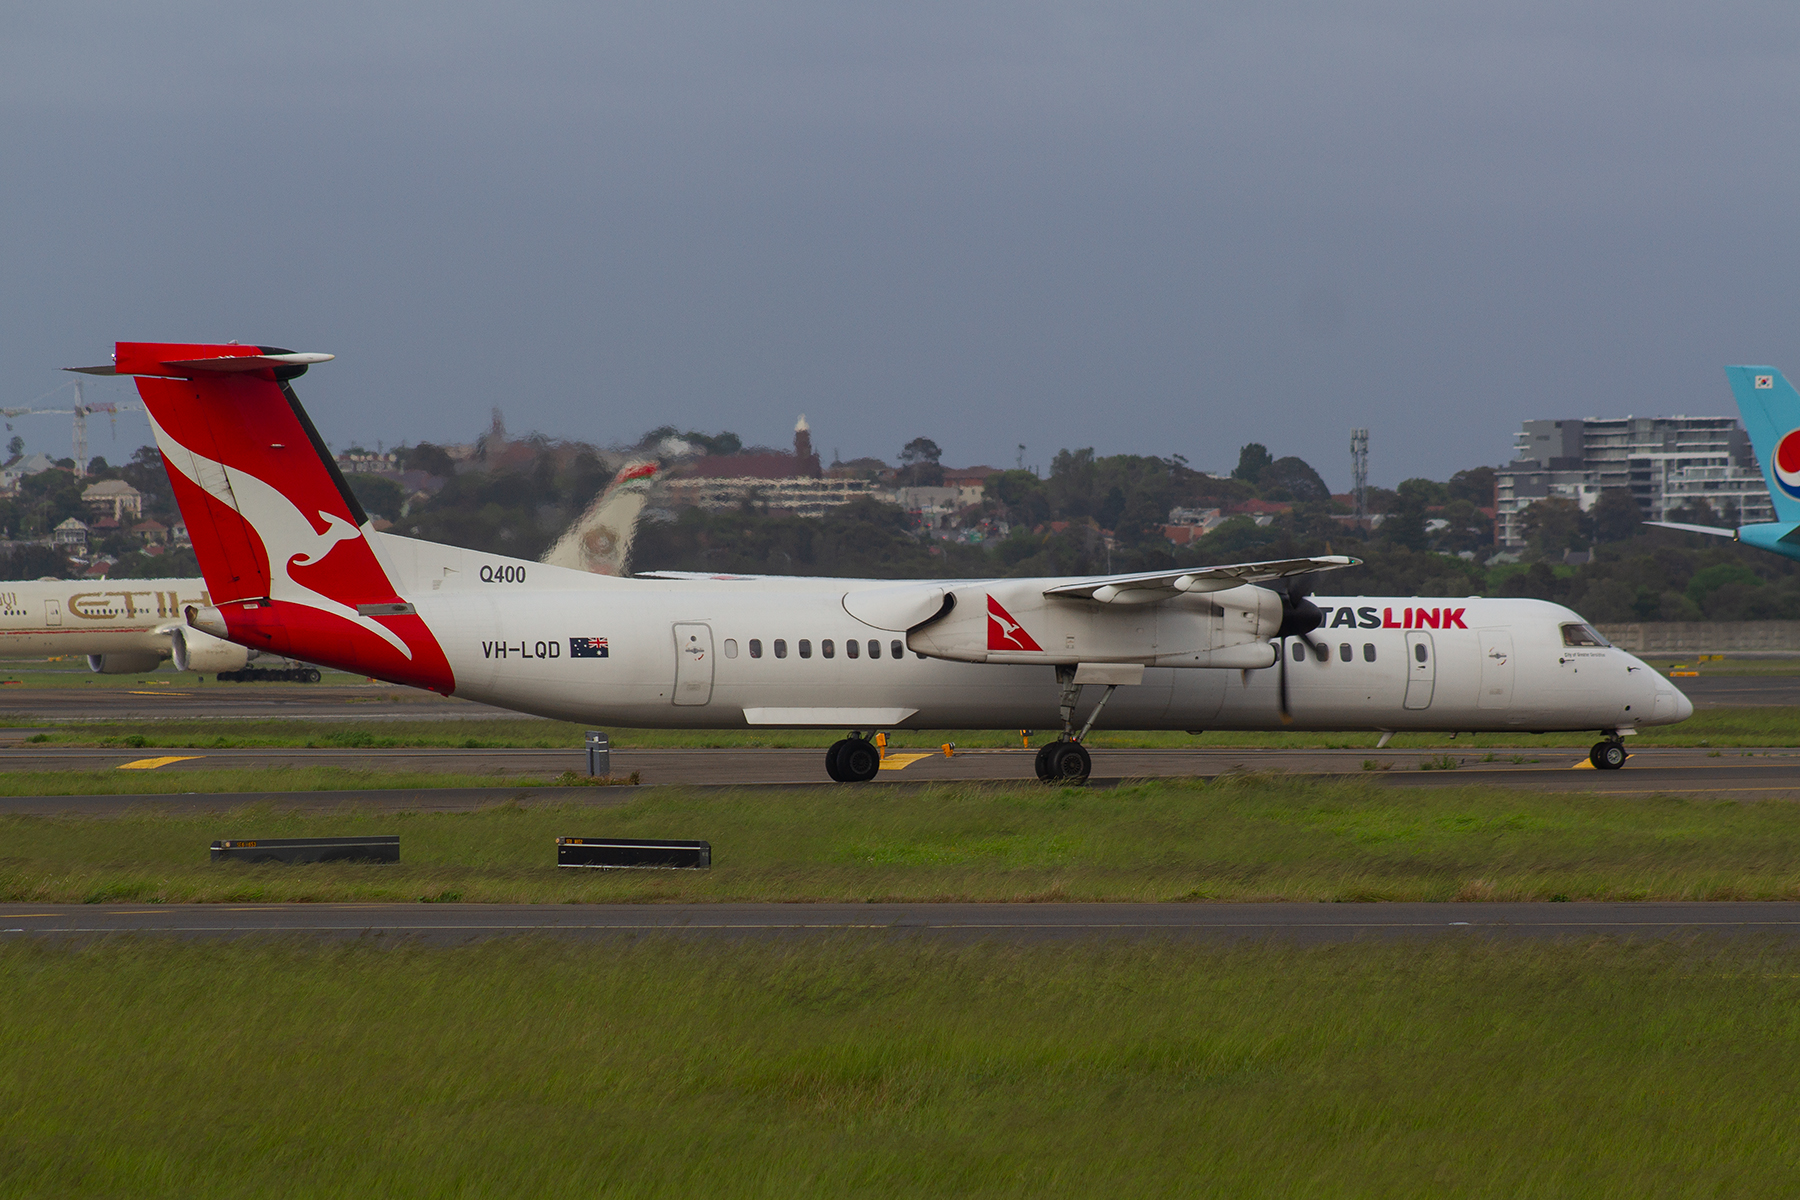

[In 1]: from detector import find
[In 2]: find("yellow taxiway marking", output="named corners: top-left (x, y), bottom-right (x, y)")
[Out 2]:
top-left (117, 755), bottom-right (203, 770)
top-left (128, 690), bottom-right (194, 697)
top-left (878, 752), bottom-right (936, 771)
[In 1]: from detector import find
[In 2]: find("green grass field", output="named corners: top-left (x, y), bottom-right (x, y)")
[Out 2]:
top-left (9, 777), bottom-right (1800, 904)
top-left (14, 704), bottom-right (1800, 750)
top-left (3, 935), bottom-right (1799, 1197)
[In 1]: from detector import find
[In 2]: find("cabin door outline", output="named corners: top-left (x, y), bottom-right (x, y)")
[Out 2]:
top-left (1477, 629), bottom-right (1513, 711)
top-left (672, 623), bottom-right (715, 706)
top-left (1403, 631), bottom-right (1435, 710)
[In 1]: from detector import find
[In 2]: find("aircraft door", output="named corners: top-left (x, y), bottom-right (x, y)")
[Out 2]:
top-left (672, 623), bottom-right (714, 706)
top-left (1477, 629), bottom-right (1513, 710)
top-left (45, 599), bottom-right (61, 627)
top-left (1403, 631), bottom-right (1435, 710)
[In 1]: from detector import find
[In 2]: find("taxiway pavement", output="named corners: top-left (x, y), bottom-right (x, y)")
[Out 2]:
top-left (5, 901), bottom-right (1800, 943)
top-left (0, 684), bottom-right (515, 721)
top-left (6, 745), bottom-right (1800, 814)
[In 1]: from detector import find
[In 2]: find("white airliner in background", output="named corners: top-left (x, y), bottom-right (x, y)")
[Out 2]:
top-left (0, 576), bottom-right (277, 676)
top-left (80, 341), bottom-right (1693, 781)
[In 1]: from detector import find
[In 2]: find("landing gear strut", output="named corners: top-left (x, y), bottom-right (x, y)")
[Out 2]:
top-left (1033, 666), bottom-right (1119, 785)
top-left (826, 735), bottom-right (881, 783)
top-left (1588, 738), bottom-right (1628, 770)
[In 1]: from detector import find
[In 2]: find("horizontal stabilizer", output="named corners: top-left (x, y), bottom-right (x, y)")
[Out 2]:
top-left (162, 353), bottom-right (334, 373)
top-left (66, 344), bottom-right (333, 380)
top-left (1644, 520), bottom-right (1736, 539)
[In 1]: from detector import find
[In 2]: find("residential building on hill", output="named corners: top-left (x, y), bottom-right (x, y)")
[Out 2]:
top-left (81, 479), bottom-right (143, 521)
top-left (664, 416), bottom-right (872, 518)
top-left (1496, 415), bottom-right (1775, 548)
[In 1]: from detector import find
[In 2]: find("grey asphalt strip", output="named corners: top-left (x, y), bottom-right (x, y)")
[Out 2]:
top-left (6, 902), bottom-right (1800, 944)
top-left (8, 744), bottom-right (1800, 813)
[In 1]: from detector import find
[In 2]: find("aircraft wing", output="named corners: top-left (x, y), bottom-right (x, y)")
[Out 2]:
top-left (1644, 521), bottom-right (1736, 539)
top-left (1041, 554), bottom-right (1359, 604)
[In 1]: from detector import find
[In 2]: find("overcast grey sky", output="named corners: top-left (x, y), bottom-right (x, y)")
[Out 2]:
top-left (4, 2), bottom-right (1799, 487)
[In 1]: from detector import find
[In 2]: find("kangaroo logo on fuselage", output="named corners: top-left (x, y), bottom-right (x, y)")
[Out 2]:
top-left (987, 595), bottom-right (1043, 652)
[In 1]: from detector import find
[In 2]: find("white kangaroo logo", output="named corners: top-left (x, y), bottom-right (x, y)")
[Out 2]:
top-left (148, 414), bottom-right (414, 660)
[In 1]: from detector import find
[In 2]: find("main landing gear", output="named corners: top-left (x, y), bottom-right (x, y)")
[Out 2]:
top-left (1034, 740), bottom-right (1091, 783)
top-left (1588, 738), bottom-right (1628, 770)
top-left (1031, 665), bottom-right (1122, 786)
top-left (825, 735), bottom-right (881, 783)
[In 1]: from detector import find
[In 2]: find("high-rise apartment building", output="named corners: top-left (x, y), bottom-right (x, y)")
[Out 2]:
top-left (1495, 416), bottom-right (1773, 549)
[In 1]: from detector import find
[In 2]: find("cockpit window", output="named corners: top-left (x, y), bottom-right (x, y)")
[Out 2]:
top-left (1560, 623), bottom-right (1611, 648)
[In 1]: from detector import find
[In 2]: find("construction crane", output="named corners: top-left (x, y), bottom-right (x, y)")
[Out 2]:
top-left (2, 382), bottom-right (141, 478)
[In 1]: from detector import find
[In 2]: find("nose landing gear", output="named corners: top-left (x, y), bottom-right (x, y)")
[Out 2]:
top-left (825, 735), bottom-right (881, 783)
top-left (1588, 739), bottom-right (1628, 770)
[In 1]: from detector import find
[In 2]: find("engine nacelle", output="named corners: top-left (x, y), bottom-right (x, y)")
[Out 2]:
top-left (172, 627), bottom-right (251, 674)
top-left (87, 650), bottom-right (167, 675)
top-left (905, 581), bottom-right (1285, 666)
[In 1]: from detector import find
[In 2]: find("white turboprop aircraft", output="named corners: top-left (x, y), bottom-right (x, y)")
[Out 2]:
top-left (77, 342), bottom-right (1693, 781)
top-left (0, 576), bottom-right (282, 676)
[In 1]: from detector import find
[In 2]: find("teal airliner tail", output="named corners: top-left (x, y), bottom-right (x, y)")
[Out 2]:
top-left (1725, 365), bottom-right (1800, 524)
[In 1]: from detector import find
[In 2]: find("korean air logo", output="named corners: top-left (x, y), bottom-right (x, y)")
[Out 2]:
top-left (1774, 429), bottom-right (1800, 500)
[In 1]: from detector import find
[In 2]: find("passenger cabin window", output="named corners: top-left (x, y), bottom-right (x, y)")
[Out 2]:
top-left (1561, 623), bottom-right (1610, 648)
top-left (773, 639), bottom-right (787, 659)
top-left (1414, 642), bottom-right (1429, 663)
top-left (1312, 642), bottom-right (1328, 663)
top-left (1363, 643), bottom-right (1376, 662)
top-left (821, 639), bottom-right (834, 658)
top-left (749, 639), bottom-right (763, 658)
top-left (868, 640), bottom-right (881, 659)
top-left (846, 639), bottom-right (859, 658)
top-left (724, 639), bottom-right (738, 658)
top-left (891, 640), bottom-right (904, 659)
top-left (798, 639), bottom-right (812, 659)
top-left (1291, 641), bottom-right (1305, 662)
top-left (1339, 643), bottom-right (1352, 662)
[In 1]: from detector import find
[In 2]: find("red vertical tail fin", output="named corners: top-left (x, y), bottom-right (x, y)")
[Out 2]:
top-left (91, 342), bottom-right (454, 692)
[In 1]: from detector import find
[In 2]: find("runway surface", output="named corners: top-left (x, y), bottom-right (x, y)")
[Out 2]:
top-left (0, 684), bottom-right (514, 721)
top-left (4, 744), bottom-right (1800, 813)
top-left (0, 672), bottom-right (1793, 722)
top-left (6, 901), bottom-right (1800, 943)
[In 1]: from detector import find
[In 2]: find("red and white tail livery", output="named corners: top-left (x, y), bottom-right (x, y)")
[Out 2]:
top-left (101, 343), bottom-right (455, 691)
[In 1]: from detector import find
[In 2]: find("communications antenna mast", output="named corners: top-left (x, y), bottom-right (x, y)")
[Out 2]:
top-left (1350, 428), bottom-right (1369, 518)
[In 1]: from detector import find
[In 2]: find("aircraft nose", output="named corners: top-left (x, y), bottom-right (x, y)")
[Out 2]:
top-left (1674, 687), bottom-right (1694, 722)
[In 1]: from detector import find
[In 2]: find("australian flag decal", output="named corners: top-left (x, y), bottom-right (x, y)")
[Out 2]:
top-left (570, 637), bottom-right (609, 658)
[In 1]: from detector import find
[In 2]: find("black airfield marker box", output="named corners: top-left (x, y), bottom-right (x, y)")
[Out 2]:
top-left (211, 836), bottom-right (400, 865)
top-left (557, 837), bottom-right (711, 869)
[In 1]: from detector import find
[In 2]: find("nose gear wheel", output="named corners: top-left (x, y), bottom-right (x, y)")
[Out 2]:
top-left (1588, 740), bottom-right (1627, 770)
top-left (826, 736), bottom-right (881, 783)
